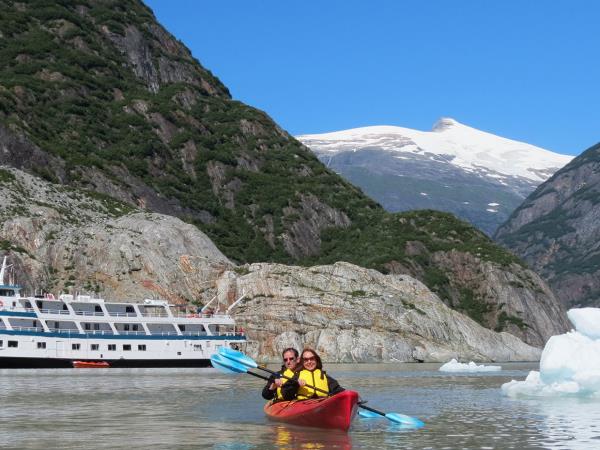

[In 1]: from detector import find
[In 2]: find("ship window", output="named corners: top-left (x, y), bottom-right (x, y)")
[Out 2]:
top-left (179, 324), bottom-right (186, 331)
top-left (0, 340), bottom-right (3, 347)
top-left (193, 344), bottom-right (203, 351)
top-left (8, 341), bottom-right (18, 348)
top-left (138, 345), bottom-right (146, 351)
top-left (72, 343), bottom-right (80, 350)
top-left (84, 323), bottom-right (91, 330)
top-left (93, 323), bottom-right (100, 330)
top-left (94, 305), bottom-right (102, 313)
top-left (0, 289), bottom-right (15, 296)
top-left (37, 342), bottom-right (46, 349)
top-left (25, 302), bottom-right (31, 308)
top-left (124, 324), bottom-right (130, 331)
top-left (108, 344), bottom-right (116, 351)
top-left (91, 344), bottom-right (99, 351)
top-left (123, 344), bottom-right (131, 351)
top-left (125, 306), bottom-right (134, 313)
top-left (54, 322), bottom-right (59, 329)
top-left (132, 324), bottom-right (139, 331)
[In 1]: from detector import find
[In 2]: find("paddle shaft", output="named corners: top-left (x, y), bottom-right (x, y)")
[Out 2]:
top-left (356, 403), bottom-right (387, 418)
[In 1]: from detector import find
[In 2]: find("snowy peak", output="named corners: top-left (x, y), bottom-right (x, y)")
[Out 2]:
top-left (432, 117), bottom-right (460, 132)
top-left (297, 118), bottom-right (573, 183)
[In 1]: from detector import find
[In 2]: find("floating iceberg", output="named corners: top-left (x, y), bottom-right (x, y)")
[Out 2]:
top-left (439, 358), bottom-right (501, 372)
top-left (502, 308), bottom-right (600, 398)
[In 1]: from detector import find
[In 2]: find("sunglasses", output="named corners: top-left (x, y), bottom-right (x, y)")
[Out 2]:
top-left (283, 357), bottom-right (296, 362)
top-left (302, 356), bottom-right (316, 362)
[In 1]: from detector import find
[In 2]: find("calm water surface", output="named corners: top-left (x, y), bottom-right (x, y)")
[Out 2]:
top-left (1, 363), bottom-right (599, 449)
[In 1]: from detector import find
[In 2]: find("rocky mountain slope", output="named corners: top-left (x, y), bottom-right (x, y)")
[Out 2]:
top-left (495, 142), bottom-right (600, 307)
top-left (0, 166), bottom-right (543, 361)
top-left (0, 0), bottom-right (568, 339)
top-left (298, 119), bottom-right (572, 235)
top-left (0, 166), bottom-right (231, 304)
top-left (216, 262), bottom-right (542, 362)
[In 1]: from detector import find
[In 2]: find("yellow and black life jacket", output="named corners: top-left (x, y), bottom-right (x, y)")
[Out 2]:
top-left (275, 368), bottom-right (295, 400)
top-left (296, 369), bottom-right (329, 399)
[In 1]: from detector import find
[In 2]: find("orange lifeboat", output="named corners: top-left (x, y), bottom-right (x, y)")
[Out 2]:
top-left (72, 360), bottom-right (110, 369)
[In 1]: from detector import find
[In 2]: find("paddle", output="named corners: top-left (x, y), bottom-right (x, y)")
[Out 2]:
top-left (216, 347), bottom-right (425, 428)
top-left (211, 354), bottom-right (270, 382)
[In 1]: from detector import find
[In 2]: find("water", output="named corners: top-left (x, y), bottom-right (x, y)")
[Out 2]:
top-left (1, 363), bottom-right (599, 449)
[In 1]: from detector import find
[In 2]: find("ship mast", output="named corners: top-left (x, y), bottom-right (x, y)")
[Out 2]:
top-left (0, 256), bottom-right (6, 285)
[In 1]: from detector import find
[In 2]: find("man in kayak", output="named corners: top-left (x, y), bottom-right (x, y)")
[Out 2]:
top-left (261, 347), bottom-right (300, 401)
top-left (281, 348), bottom-right (344, 400)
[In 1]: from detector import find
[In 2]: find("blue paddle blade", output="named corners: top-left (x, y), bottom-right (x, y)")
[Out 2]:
top-left (218, 346), bottom-right (259, 369)
top-left (210, 354), bottom-right (249, 374)
top-left (359, 410), bottom-right (381, 419)
top-left (385, 413), bottom-right (425, 428)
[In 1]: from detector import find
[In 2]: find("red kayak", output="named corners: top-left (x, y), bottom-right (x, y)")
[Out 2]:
top-left (264, 390), bottom-right (359, 431)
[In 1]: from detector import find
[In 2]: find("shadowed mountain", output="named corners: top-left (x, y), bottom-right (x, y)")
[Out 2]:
top-left (496, 142), bottom-right (600, 307)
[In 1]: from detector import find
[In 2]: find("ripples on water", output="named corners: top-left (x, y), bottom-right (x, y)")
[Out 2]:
top-left (1, 363), bottom-right (599, 449)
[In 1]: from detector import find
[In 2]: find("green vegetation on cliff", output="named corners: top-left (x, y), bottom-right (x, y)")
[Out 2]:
top-left (0, 0), bottom-right (528, 327)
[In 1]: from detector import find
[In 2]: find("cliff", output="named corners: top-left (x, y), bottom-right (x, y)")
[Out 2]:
top-left (495, 142), bottom-right (600, 307)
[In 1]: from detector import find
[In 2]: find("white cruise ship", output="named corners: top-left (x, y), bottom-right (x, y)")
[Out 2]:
top-left (0, 257), bottom-right (246, 368)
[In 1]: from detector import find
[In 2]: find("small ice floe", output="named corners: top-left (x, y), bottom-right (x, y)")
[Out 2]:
top-left (486, 209), bottom-right (498, 213)
top-left (439, 358), bottom-right (501, 373)
top-left (420, 192), bottom-right (428, 196)
top-left (488, 202), bottom-right (500, 207)
top-left (502, 308), bottom-right (600, 398)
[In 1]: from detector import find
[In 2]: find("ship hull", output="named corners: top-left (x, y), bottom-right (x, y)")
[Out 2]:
top-left (0, 356), bottom-right (213, 369)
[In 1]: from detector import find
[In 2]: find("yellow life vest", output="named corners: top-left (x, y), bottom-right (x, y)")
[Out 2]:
top-left (296, 369), bottom-right (329, 399)
top-left (275, 368), bottom-right (295, 400)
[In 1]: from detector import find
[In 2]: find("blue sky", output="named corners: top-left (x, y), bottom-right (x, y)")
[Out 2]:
top-left (144, 1), bottom-right (600, 156)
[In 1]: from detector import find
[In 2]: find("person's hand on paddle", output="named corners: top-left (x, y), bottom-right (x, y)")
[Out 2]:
top-left (298, 379), bottom-right (306, 387)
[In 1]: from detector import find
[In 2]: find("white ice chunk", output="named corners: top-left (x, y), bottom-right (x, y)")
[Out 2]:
top-left (568, 308), bottom-right (600, 340)
top-left (502, 307), bottom-right (600, 398)
top-left (439, 358), bottom-right (501, 372)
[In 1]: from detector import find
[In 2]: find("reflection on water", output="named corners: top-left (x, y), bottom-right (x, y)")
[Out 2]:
top-left (0, 363), bottom-right (599, 449)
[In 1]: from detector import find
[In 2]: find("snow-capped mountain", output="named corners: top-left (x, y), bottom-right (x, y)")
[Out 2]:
top-left (297, 118), bottom-right (573, 235)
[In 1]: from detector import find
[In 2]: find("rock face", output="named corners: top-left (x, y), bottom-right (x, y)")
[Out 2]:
top-left (495, 143), bottom-right (600, 307)
top-left (429, 250), bottom-right (569, 347)
top-left (0, 167), bottom-right (231, 302)
top-left (216, 262), bottom-right (542, 362)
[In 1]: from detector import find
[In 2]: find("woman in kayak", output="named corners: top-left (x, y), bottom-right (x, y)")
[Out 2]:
top-left (282, 348), bottom-right (344, 400)
top-left (262, 347), bottom-right (300, 401)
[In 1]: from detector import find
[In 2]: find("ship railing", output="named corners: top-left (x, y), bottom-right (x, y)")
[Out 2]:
top-left (39, 309), bottom-right (73, 315)
top-left (82, 330), bottom-right (115, 335)
top-left (140, 312), bottom-right (169, 318)
top-left (74, 311), bottom-right (105, 316)
top-left (107, 312), bottom-right (139, 317)
top-left (4, 327), bottom-right (245, 337)
top-left (170, 313), bottom-right (231, 319)
top-left (7, 326), bottom-right (43, 332)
